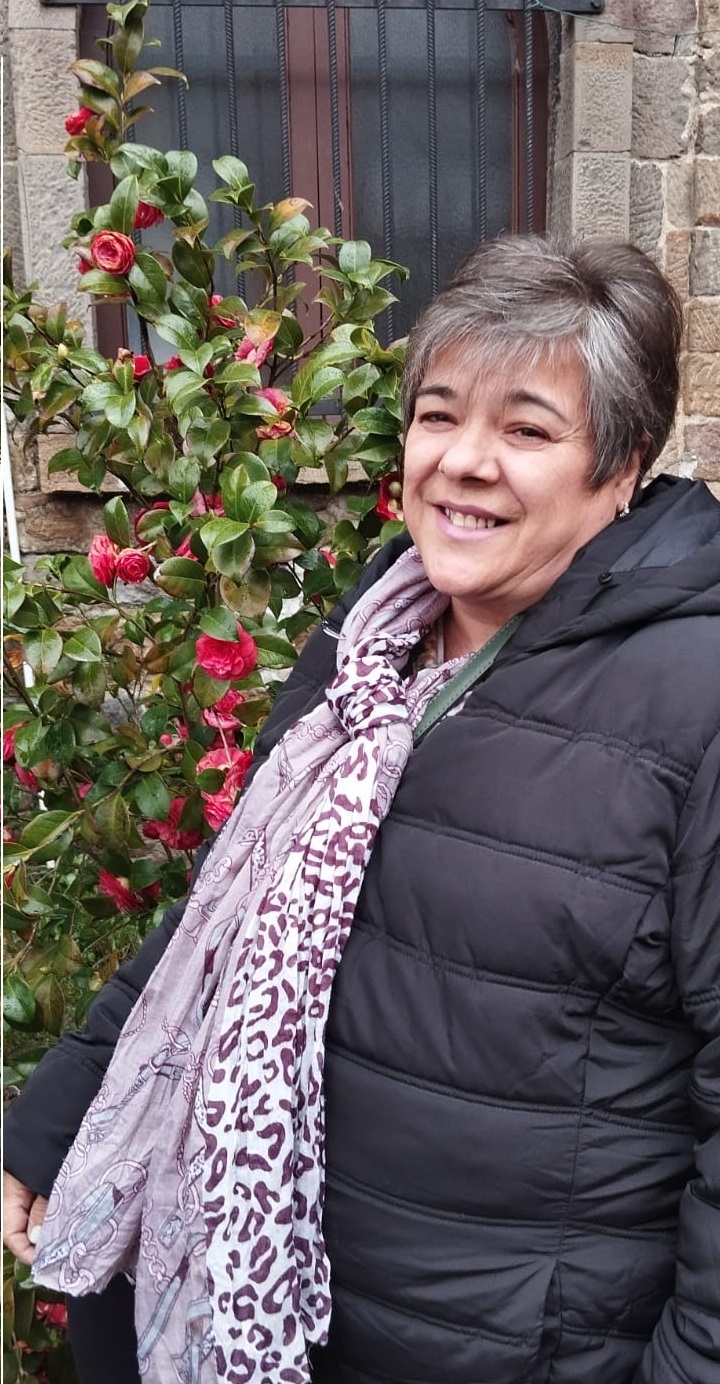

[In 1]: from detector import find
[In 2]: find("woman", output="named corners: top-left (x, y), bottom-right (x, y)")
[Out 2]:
top-left (5, 235), bottom-right (720, 1384)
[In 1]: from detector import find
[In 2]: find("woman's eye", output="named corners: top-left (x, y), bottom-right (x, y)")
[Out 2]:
top-left (510, 425), bottom-right (548, 441)
top-left (418, 410), bottom-right (453, 425)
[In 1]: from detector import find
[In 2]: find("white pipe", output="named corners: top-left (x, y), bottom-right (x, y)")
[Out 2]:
top-left (2, 403), bottom-right (23, 566)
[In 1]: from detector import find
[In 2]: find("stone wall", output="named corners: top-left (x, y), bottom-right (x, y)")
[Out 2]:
top-left (550, 0), bottom-right (720, 496)
top-left (4, 0), bottom-right (720, 559)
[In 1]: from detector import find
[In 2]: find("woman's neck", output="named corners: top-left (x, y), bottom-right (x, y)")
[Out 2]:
top-left (443, 604), bottom-right (507, 659)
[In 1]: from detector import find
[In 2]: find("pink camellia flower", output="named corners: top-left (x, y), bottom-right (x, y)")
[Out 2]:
top-left (77, 256), bottom-right (92, 275)
top-left (195, 626), bottom-right (258, 681)
top-left (65, 107), bottom-right (93, 136)
top-left (77, 782), bottom-right (92, 798)
top-left (197, 745), bottom-right (253, 830)
top-left (90, 230), bottom-right (136, 276)
top-left (209, 294), bottom-right (236, 329)
top-left (189, 490), bottom-right (225, 518)
top-left (88, 533), bottom-right (120, 586)
top-left (116, 548), bottom-right (151, 584)
top-left (319, 546), bottom-right (337, 568)
top-left (173, 535), bottom-right (198, 561)
top-left (254, 387), bottom-right (295, 442)
top-left (256, 386), bottom-right (290, 413)
top-left (133, 499), bottom-right (171, 539)
top-left (132, 354), bottom-right (152, 381)
top-left (36, 1301), bottom-right (69, 1329)
top-left (15, 764), bottom-right (40, 792)
top-left (375, 472), bottom-right (404, 523)
top-left (165, 356), bottom-right (183, 372)
top-left (133, 201), bottom-right (165, 230)
top-left (3, 724), bottom-right (24, 761)
top-left (98, 868), bottom-right (144, 912)
top-left (203, 688), bottom-right (245, 731)
top-left (235, 334), bottom-right (274, 368)
top-left (159, 721), bottom-right (189, 747)
top-left (143, 796), bottom-right (204, 850)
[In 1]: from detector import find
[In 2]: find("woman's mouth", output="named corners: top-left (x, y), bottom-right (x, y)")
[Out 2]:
top-left (441, 507), bottom-right (503, 531)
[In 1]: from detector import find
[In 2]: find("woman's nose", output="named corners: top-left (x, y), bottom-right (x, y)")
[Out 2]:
top-left (437, 426), bottom-right (502, 481)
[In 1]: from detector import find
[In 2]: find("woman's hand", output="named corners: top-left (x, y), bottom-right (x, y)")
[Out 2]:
top-left (2, 1170), bottom-right (49, 1265)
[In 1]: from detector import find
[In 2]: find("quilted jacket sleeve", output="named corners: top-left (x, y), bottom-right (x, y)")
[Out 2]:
top-left (634, 730), bottom-right (720, 1384)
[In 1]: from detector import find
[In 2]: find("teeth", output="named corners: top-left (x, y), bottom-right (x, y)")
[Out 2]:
top-left (443, 508), bottom-right (497, 530)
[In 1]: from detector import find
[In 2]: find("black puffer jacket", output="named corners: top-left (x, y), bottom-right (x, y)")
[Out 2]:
top-left (6, 476), bottom-right (720, 1384)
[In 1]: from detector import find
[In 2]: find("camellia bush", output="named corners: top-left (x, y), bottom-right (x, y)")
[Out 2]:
top-left (2, 1), bottom-right (408, 1376)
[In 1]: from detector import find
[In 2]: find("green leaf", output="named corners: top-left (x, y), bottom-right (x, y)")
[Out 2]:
top-left (64, 628), bottom-right (103, 663)
top-left (34, 975), bottom-right (65, 1037)
top-left (59, 555), bottom-right (107, 599)
top-left (234, 480), bottom-right (278, 525)
top-left (108, 175), bottom-right (139, 236)
top-left (211, 530), bottom-right (255, 581)
top-left (171, 238), bottom-right (213, 290)
top-left (3, 976), bottom-right (37, 1028)
top-left (166, 149), bottom-right (198, 196)
top-left (70, 58), bottom-right (121, 97)
top-left (94, 791), bottom-right (131, 845)
top-left (168, 456), bottom-right (201, 503)
top-left (198, 607), bottom-right (239, 640)
top-left (77, 269), bottom-right (130, 297)
top-left (129, 252), bottom-right (168, 304)
top-left (253, 633), bottom-right (297, 669)
top-left (291, 364), bottom-right (345, 410)
top-left (351, 406), bottom-right (401, 436)
top-left (192, 668), bottom-right (230, 709)
top-left (134, 773), bottom-right (171, 820)
top-left (19, 810), bottom-right (77, 851)
top-left (72, 661), bottom-right (108, 708)
top-left (104, 495), bottom-right (131, 547)
top-left (185, 418), bottom-right (230, 463)
top-left (22, 629), bottom-right (63, 679)
top-left (43, 720), bottom-right (77, 766)
top-left (154, 557), bottom-right (207, 600)
top-left (13, 719), bottom-right (46, 768)
top-left (106, 389), bottom-right (136, 430)
top-left (213, 155), bottom-right (251, 190)
top-left (255, 509), bottom-right (295, 534)
top-left (338, 240), bottom-right (372, 275)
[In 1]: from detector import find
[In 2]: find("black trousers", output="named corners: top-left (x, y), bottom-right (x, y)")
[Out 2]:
top-left (66, 1274), bottom-right (140, 1384)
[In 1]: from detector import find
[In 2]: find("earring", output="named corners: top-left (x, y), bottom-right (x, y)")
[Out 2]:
top-left (617, 499), bottom-right (630, 519)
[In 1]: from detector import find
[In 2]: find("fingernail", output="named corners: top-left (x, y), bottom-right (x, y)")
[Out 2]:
top-left (27, 1225), bottom-right (41, 1245)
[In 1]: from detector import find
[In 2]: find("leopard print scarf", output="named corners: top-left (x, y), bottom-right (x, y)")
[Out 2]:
top-left (34, 546), bottom-right (464, 1383)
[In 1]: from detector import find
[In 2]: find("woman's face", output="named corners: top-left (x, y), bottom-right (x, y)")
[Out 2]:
top-left (402, 345), bottom-right (637, 649)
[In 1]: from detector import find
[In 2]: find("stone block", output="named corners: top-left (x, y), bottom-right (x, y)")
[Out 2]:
top-left (690, 228), bottom-right (720, 295)
top-left (14, 494), bottom-right (106, 554)
top-left (698, 104), bottom-right (720, 156)
top-left (8, 0), bottom-right (76, 28)
top-left (8, 433), bottom-right (38, 494)
top-left (664, 230), bottom-right (691, 299)
top-left (17, 155), bottom-right (92, 330)
top-left (694, 157), bottom-right (720, 226)
top-left (568, 152), bottom-right (630, 238)
top-left (3, 42), bottom-right (19, 164)
top-left (557, 43), bottom-right (633, 158)
top-left (699, 0), bottom-right (720, 37)
top-left (687, 301), bottom-right (720, 352)
top-left (8, 28), bottom-right (77, 156)
top-left (548, 153), bottom-right (573, 240)
top-left (698, 44), bottom-right (720, 96)
top-left (633, 0), bottom-right (698, 56)
top-left (683, 353), bottom-right (720, 416)
top-left (684, 419), bottom-right (720, 476)
top-left (37, 435), bottom-right (126, 495)
top-left (629, 160), bottom-right (663, 255)
top-left (665, 160), bottom-right (693, 228)
top-left (574, 0), bottom-right (634, 45)
top-left (632, 55), bottom-right (692, 160)
top-left (3, 162), bottom-right (25, 288)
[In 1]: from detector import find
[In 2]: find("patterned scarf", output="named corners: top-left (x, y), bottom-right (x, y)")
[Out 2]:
top-left (34, 546), bottom-right (463, 1384)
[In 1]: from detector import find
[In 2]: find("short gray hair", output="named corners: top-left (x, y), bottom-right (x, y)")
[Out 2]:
top-left (402, 235), bottom-right (682, 487)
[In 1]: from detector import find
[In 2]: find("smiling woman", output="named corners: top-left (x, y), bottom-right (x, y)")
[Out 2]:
top-left (6, 236), bottom-right (720, 1384)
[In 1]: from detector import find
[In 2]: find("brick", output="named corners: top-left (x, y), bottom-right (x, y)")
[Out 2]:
top-left (665, 160), bottom-right (693, 228)
top-left (694, 157), bottom-right (720, 226)
top-left (8, 433), bottom-right (38, 494)
top-left (690, 228), bottom-right (720, 295)
top-left (37, 436), bottom-right (126, 496)
top-left (698, 104), bottom-right (720, 156)
top-left (683, 353), bottom-right (720, 415)
top-left (567, 152), bottom-right (630, 238)
top-left (14, 494), bottom-right (107, 554)
top-left (557, 43), bottom-right (632, 158)
top-left (664, 231), bottom-right (691, 299)
top-left (8, 0), bottom-right (75, 28)
top-left (574, 0), bottom-right (634, 45)
top-left (687, 301), bottom-right (720, 352)
top-left (17, 155), bottom-right (92, 330)
top-left (8, 28), bottom-right (78, 156)
top-left (634, 0), bottom-right (697, 56)
top-left (684, 420), bottom-right (720, 476)
top-left (630, 160), bottom-right (663, 255)
top-left (698, 1), bottom-right (720, 37)
top-left (632, 55), bottom-right (692, 160)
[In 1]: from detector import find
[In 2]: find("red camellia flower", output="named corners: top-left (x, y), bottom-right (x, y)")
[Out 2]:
top-left (116, 548), bottom-right (151, 584)
top-left (235, 334), bottom-right (274, 367)
top-left (88, 533), bottom-right (120, 586)
top-left (159, 721), bottom-right (190, 747)
top-left (165, 356), bottom-right (183, 371)
top-left (143, 796), bottom-right (204, 850)
top-left (197, 746), bottom-right (253, 830)
top-left (77, 256), bottom-right (92, 275)
top-left (203, 688), bottom-right (245, 731)
top-left (209, 294), bottom-right (236, 329)
top-left (65, 107), bottom-right (93, 136)
top-left (319, 546), bottom-right (337, 568)
top-left (98, 868), bottom-right (144, 912)
top-left (36, 1301), bottom-right (69, 1329)
top-left (195, 626), bottom-right (258, 681)
top-left (3, 724), bottom-right (24, 761)
top-left (375, 472), bottom-right (404, 523)
top-left (132, 354), bottom-right (152, 381)
top-left (270, 474), bottom-right (287, 494)
top-left (15, 764), bottom-right (40, 792)
top-left (90, 231), bottom-right (136, 276)
top-left (133, 201), bottom-right (165, 230)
